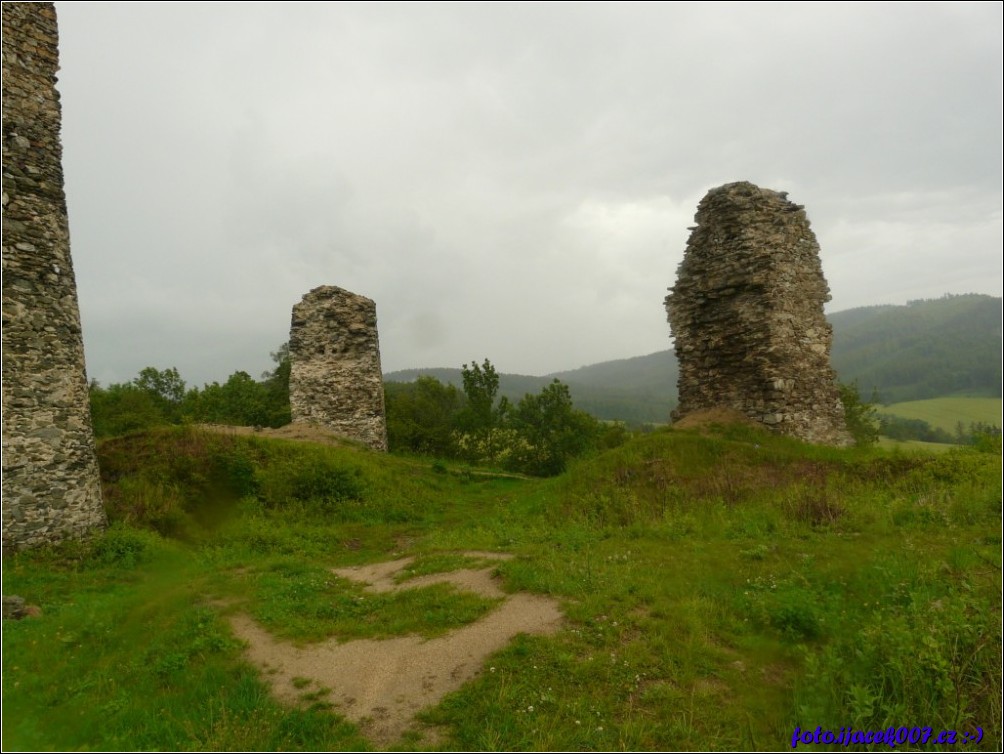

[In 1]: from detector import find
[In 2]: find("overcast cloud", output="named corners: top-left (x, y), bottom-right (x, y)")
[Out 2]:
top-left (53, 2), bottom-right (1002, 387)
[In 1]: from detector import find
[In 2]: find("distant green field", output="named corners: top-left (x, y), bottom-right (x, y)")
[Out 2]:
top-left (877, 437), bottom-right (953, 453)
top-left (881, 397), bottom-right (1002, 433)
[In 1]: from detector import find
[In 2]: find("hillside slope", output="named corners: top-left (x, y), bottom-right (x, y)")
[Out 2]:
top-left (386, 294), bottom-right (1001, 422)
top-left (828, 294), bottom-right (1001, 403)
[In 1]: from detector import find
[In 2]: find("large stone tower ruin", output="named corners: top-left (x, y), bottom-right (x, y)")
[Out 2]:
top-left (665, 181), bottom-right (851, 446)
top-left (288, 286), bottom-right (388, 451)
top-left (2, 2), bottom-right (107, 549)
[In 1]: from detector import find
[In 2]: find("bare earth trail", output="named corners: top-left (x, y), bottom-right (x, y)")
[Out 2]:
top-left (228, 552), bottom-right (564, 748)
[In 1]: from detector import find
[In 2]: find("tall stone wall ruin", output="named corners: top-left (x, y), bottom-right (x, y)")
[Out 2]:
top-left (665, 181), bottom-right (851, 446)
top-left (289, 286), bottom-right (388, 451)
top-left (2, 2), bottom-right (107, 549)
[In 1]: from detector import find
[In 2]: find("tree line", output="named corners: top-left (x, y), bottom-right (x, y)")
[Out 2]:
top-left (87, 350), bottom-right (624, 477)
top-left (876, 414), bottom-right (1001, 448)
top-left (93, 346), bottom-right (992, 472)
top-left (88, 344), bottom-right (291, 438)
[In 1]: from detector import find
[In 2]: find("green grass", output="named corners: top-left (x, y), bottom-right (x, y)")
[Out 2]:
top-left (3, 425), bottom-right (1001, 751)
top-left (877, 437), bottom-right (954, 453)
top-left (243, 560), bottom-right (501, 643)
top-left (881, 397), bottom-right (1002, 434)
top-left (1, 529), bottom-right (371, 751)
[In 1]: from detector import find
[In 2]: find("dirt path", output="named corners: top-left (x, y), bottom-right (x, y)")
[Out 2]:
top-left (229, 552), bottom-right (563, 748)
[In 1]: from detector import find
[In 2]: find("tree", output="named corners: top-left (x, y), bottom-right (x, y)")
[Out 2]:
top-left (457, 359), bottom-right (510, 462)
top-left (88, 344), bottom-right (295, 438)
top-left (838, 381), bottom-right (879, 447)
top-left (189, 344), bottom-right (290, 429)
top-left (192, 371), bottom-right (271, 427)
top-left (385, 376), bottom-right (465, 456)
top-left (88, 367), bottom-right (189, 437)
top-left (508, 379), bottom-right (599, 476)
top-left (89, 379), bottom-right (170, 437)
top-left (260, 342), bottom-right (292, 427)
top-left (132, 366), bottom-right (188, 423)
top-left (134, 366), bottom-right (186, 406)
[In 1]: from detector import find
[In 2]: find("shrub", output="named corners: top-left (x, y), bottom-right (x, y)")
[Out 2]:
top-left (254, 451), bottom-right (363, 509)
top-left (506, 380), bottom-right (600, 476)
top-left (839, 381), bottom-right (879, 447)
top-left (797, 590), bottom-right (1000, 733)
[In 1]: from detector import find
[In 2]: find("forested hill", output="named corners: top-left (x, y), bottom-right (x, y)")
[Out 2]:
top-left (546, 352), bottom-right (678, 424)
top-left (828, 294), bottom-right (1001, 403)
top-left (383, 354), bottom-right (678, 426)
top-left (385, 294), bottom-right (1001, 422)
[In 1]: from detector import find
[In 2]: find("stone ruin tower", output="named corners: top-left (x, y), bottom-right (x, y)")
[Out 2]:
top-left (665, 181), bottom-right (851, 446)
top-left (288, 286), bottom-right (388, 451)
top-left (2, 3), bottom-right (107, 549)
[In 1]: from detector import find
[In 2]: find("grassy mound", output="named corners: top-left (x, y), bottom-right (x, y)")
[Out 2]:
top-left (3, 424), bottom-right (1000, 750)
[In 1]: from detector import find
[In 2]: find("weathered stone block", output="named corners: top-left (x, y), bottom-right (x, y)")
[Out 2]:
top-left (665, 181), bottom-right (851, 446)
top-left (2, 2), bottom-right (107, 550)
top-left (288, 286), bottom-right (388, 451)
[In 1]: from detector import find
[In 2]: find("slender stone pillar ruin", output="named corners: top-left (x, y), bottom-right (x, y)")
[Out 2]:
top-left (665, 181), bottom-right (851, 446)
top-left (2, 2), bottom-right (107, 549)
top-left (288, 286), bottom-right (388, 451)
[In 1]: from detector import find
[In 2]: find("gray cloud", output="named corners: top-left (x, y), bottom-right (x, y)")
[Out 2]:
top-left (54, 2), bottom-right (1002, 386)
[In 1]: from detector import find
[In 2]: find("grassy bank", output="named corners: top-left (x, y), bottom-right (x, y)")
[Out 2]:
top-left (3, 425), bottom-right (1000, 750)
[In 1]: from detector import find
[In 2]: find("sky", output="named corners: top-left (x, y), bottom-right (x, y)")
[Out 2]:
top-left (52, 1), bottom-right (1002, 387)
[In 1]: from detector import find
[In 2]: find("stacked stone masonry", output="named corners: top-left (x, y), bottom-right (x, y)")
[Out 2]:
top-left (665, 181), bottom-right (852, 446)
top-left (289, 286), bottom-right (388, 451)
top-left (2, 3), bottom-right (107, 549)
